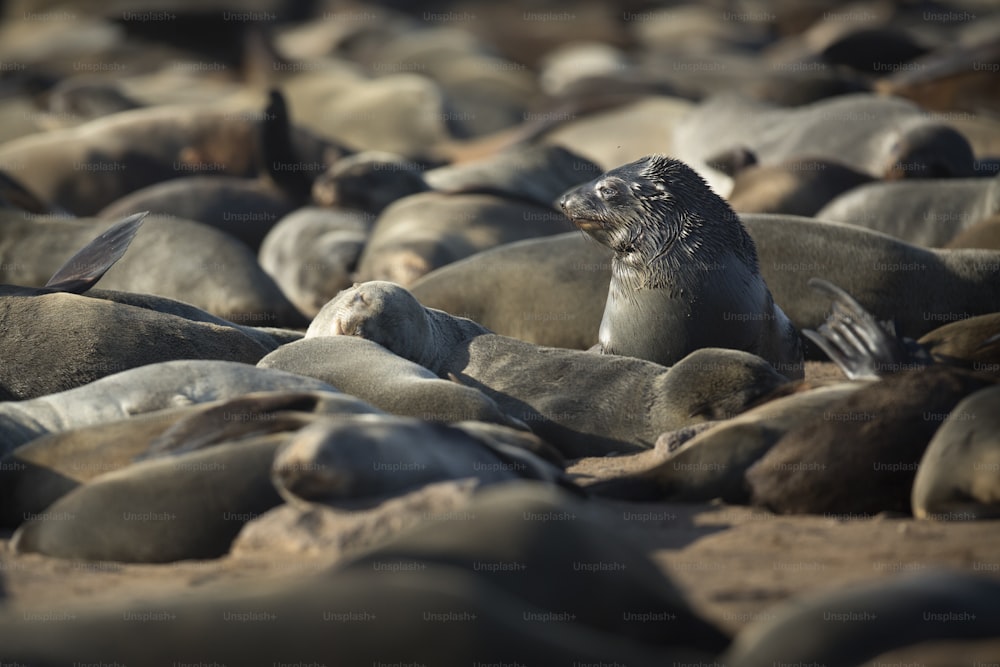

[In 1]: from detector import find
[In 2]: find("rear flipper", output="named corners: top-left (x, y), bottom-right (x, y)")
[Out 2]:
top-left (44, 211), bottom-right (148, 294)
top-left (802, 278), bottom-right (932, 380)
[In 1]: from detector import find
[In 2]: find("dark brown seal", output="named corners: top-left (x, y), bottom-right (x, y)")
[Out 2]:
top-left (559, 154), bottom-right (803, 379)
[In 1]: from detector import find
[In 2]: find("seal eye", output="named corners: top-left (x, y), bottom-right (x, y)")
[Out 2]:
top-left (598, 185), bottom-right (618, 201)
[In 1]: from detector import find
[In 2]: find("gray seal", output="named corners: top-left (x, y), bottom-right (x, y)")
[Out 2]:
top-left (311, 281), bottom-right (789, 458)
top-left (559, 155), bottom-right (803, 379)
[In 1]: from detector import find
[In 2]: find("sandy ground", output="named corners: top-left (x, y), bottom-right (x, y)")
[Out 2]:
top-left (1, 361), bottom-right (999, 663)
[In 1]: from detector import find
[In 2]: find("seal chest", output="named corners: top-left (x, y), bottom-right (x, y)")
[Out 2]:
top-left (559, 154), bottom-right (803, 379)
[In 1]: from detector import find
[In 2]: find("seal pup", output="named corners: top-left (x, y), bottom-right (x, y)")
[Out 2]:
top-left (559, 154), bottom-right (803, 379)
top-left (313, 281), bottom-right (789, 457)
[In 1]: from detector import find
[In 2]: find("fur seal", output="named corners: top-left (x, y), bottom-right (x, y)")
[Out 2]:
top-left (0, 360), bottom-right (341, 454)
top-left (311, 150), bottom-right (431, 215)
top-left (0, 484), bottom-right (720, 664)
top-left (258, 335), bottom-right (525, 429)
top-left (0, 289), bottom-right (279, 400)
top-left (410, 215), bottom-right (1000, 349)
top-left (410, 232), bottom-right (608, 349)
top-left (588, 382), bottom-right (864, 503)
top-left (0, 211), bottom-right (308, 326)
top-left (0, 98), bottom-right (338, 215)
top-left (312, 281), bottom-right (789, 458)
top-left (0, 390), bottom-right (376, 528)
top-left (353, 190), bottom-right (576, 287)
top-left (559, 155), bottom-right (803, 379)
top-left (816, 175), bottom-right (1000, 248)
top-left (726, 157), bottom-right (874, 216)
top-left (674, 93), bottom-right (976, 190)
top-left (11, 433), bottom-right (287, 563)
top-left (723, 569), bottom-right (1000, 667)
top-left (272, 415), bottom-right (570, 506)
top-left (746, 365), bottom-right (996, 516)
top-left (257, 207), bottom-right (371, 317)
top-left (912, 384), bottom-right (1000, 520)
top-left (97, 176), bottom-right (296, 251)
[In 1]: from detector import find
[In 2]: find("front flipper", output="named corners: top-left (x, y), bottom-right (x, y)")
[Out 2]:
top-left (803, 278), bottom-right (932, 380)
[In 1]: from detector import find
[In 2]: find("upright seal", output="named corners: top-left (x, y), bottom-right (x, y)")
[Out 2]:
top-left (559, 154), bottom-right (803, 379)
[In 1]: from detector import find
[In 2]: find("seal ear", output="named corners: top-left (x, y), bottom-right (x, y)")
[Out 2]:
top-left (44, 211), bottom-right (148, 294)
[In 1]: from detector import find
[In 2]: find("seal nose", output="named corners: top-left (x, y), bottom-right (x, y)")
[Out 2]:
top-left (558, 194), bottom-right (569, 211)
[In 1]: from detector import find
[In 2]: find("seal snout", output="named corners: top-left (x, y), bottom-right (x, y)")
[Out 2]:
top-left (559, 188), bottom-right (603, 232)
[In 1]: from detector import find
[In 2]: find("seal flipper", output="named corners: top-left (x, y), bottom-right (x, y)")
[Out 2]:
top-left (803, 278), bottom-right (932, 379)
top-left (258, 88), bottom-right (313, 200)
top-left (43, 211), bottom-right (148, 294)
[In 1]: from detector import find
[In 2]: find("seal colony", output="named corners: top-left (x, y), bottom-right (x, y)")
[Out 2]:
top-left (4, 1), bottom-right (1000, 664)
top-left (560, 155), bottom-right (804, 379)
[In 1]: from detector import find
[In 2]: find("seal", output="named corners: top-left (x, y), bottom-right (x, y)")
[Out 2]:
top-left (673, 93), bottom-right (976, 192)
top-left (0, 210), bottom-right (309, 327)
top-left (0, 360), bottom-right (342, 454)
top-left (559, 154), bottom-right (803, 379)
top-left (0, 390), bottom-right (377, 529)
top-left (723, 569), bottom-right (1000, 667)
top-left (912, 384), bottom-right (1000, 520)
top-left (0, 484), bottom-right (724, 664)
top-left (348, 145), bottom-right (599, 286)
top-left (726, 157), bottom-right (874, 217)
top-left (272, 415), bottom-right (571, 506)
top-left (258, 335), bottom-right (525, 429)
top-left (353, 190), bottom-right (577, 287)
top-left (0, 94), bottom-right (339, 215)
top-left (586, 382), bottom-right (864, 503)
top-left (312, 281), bottom-right (789, 458)
top-left (11, 433), bottom-right (287, 563)
top-left (815, 175), bottom-right (1000, 247)
top-left (0, 288), bottom-right (279, 400)
top-left (746, 364), bottom-right (996, 516)
top-left (258, 207), bottom-right (372, 317)
top-left (410, 215), bottom-right (1000, 350)
top-left (96, 176), bottom-right (297, 251)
